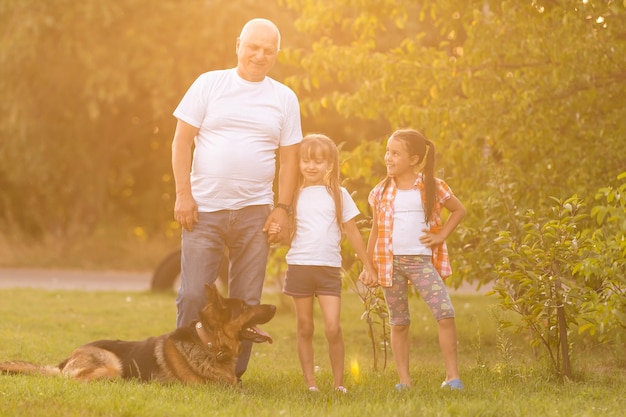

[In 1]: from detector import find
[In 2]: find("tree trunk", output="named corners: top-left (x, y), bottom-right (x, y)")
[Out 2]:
top-left (555, 277), bottom-right (572, 379)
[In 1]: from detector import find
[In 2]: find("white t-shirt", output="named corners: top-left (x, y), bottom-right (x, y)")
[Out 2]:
top-left (173, 68), bottom-right (302, 212)
top-left (392, 188), bottom-right (432, 256)
top-left (286, 186), bottom-right (360, 267)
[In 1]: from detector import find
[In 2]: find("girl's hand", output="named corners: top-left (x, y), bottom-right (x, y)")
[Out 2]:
top-left (419, 229), bottom-right (444, 247)
top-left (264, 208), bottom-right (289, 244)
top-left (366, 267), bottom-right (379, 288)
top-left (359, 269), bottom-right (378, 288)
top-left (266, 222), bottom-right (282, 240)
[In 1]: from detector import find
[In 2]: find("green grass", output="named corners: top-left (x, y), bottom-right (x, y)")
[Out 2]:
top-left (0, 289), bottom-right (624, 417)
top-left (0, 233), bottom-right (178, 271)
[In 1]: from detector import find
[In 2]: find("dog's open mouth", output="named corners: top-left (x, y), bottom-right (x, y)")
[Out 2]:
top-left (240, 326), bottom-right (273, 344)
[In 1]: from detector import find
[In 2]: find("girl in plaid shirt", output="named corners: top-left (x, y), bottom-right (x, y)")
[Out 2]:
top-left (359, 129), bottom-right (466, 391)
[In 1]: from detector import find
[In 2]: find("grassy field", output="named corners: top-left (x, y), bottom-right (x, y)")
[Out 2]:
top-left (0, 288), bottom-right (624, 417)
top-left (0, 233), bottom-right (178, 272)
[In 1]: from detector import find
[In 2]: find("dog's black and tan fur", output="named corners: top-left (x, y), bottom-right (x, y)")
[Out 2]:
top-left (0, 284), bottom-right (276, 385)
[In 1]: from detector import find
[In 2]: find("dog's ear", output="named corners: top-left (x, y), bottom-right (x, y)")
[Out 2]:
top-left (204, 284), bottom-right (226, 308)
top-left (204, 284), bottom-right (218, 303)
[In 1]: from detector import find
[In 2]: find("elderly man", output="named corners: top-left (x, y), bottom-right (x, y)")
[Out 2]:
top-left (171, 18), bottom-right (302, 381)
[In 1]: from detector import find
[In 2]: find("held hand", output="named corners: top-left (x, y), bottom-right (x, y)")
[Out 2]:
top-left (263, 207), bottom-right (289, 244)
top-left (359, 269), bottom-right (378, 288)
top-left (367, 268), bottom-right (379, 287)
top-left (174, 193), bottom-right (198, 232)
top-left (266, 222), bottom-right (281, 240)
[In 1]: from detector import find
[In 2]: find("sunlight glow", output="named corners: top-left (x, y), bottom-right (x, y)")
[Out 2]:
top-left (350, 358), bottom-right (360, 383)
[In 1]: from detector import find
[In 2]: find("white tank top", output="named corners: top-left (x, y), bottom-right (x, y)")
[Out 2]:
top-left (392, 189), bottom-right (432, 256)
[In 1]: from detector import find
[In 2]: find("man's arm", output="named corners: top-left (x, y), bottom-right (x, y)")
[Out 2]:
top-left (172, 119), bottom-right (199, 231)
top-left (264, 142), bottom-right (300, 243)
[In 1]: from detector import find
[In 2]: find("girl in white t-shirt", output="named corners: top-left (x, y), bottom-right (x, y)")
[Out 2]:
top-left (269, 134), bottom-right (377, 393)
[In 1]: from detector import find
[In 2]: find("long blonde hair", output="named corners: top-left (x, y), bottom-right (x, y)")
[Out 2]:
top-left (292, 134), bottom-right (343, 234)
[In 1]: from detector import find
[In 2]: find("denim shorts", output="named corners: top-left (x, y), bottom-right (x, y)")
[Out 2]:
top-left (382, 255), bottom-right (455, 325)
top-left (283, 264), bottom-right (342, 298)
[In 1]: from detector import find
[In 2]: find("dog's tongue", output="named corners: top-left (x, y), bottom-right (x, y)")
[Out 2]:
top-left (242, 326), bottom-right (273, 344)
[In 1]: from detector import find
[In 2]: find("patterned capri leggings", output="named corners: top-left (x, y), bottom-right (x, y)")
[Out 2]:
top-left (382, 255), bottom-right (455, 325)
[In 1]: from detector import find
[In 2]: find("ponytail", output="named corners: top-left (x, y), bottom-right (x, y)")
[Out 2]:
top-left (423, 139), bottom-right (436, 224)
top-left (389, 129), bottom-right (437, 223)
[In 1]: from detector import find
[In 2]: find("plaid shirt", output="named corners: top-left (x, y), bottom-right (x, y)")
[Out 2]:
top-left (368, 174), bottom-right (453, 287)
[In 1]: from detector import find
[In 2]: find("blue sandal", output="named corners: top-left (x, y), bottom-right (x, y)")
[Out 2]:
top-left (441, 379), bottom-right (464, 390)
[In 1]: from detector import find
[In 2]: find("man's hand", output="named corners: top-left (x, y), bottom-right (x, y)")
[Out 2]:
top-left (174, 192), bottom-right (198, 232)
top-left (263, 207), bottom-right (289, 244)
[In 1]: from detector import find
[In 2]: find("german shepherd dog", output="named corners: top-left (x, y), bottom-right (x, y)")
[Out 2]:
top-left (0, 284), bottom-right (276, 385)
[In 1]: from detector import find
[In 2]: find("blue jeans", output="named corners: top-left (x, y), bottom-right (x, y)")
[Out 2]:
top-left (176, 204), bottom-right (271, 377)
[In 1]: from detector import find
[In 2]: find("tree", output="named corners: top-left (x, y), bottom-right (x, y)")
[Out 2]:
top-left (280, 0), bottom-right (626, 374)
top-left (579, 172), bottom-right (626, 343)
top-left (281, 0), bottom-right (626, 287)
top-left (0, 0), bottom-right (299, 240)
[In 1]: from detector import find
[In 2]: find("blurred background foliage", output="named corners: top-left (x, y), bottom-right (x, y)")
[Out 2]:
top-left (1, 0), bottom-right (625, 283)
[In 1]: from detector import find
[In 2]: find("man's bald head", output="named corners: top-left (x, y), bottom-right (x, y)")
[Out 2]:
top-left (239, 18), bottom-right (281, 51)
